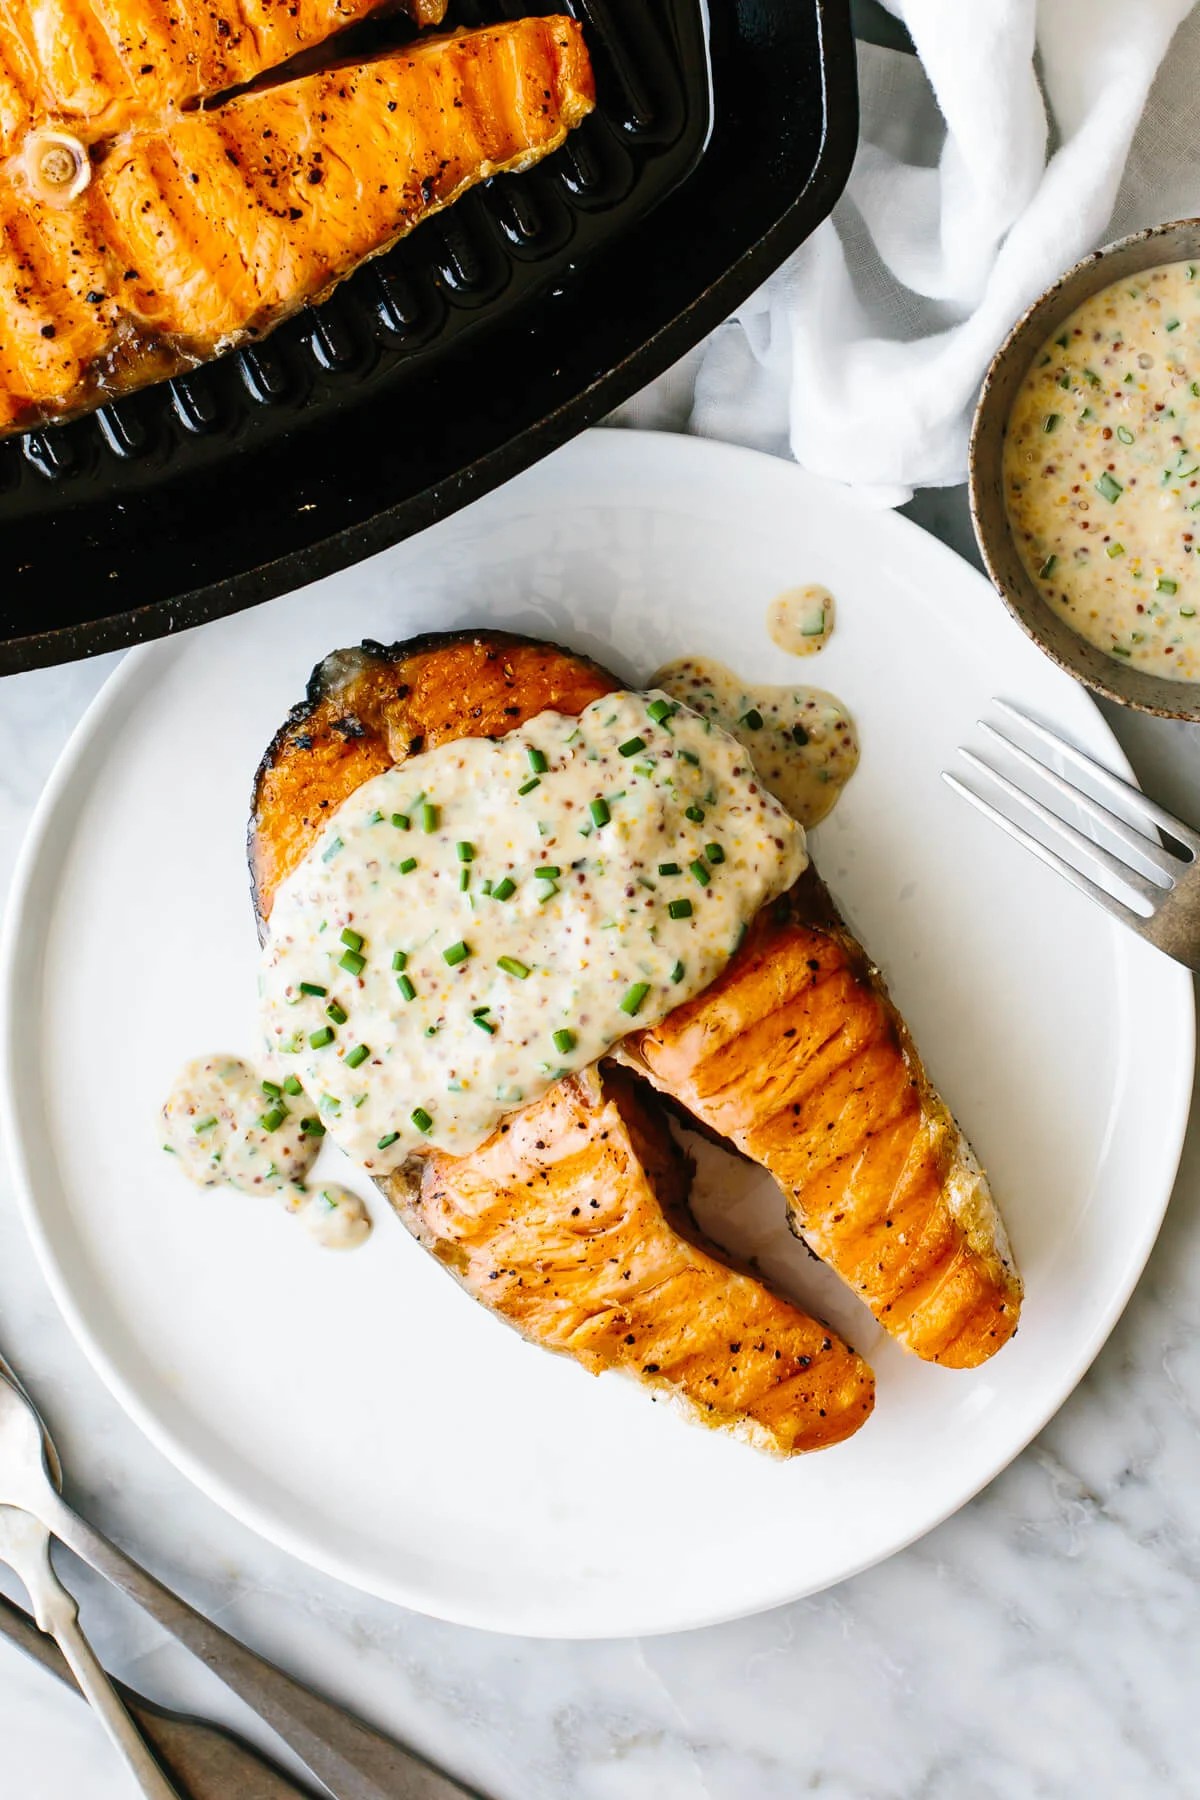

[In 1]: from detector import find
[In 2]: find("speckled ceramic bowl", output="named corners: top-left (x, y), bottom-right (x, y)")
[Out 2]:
top-left (970, 217), bottom-right (1200, 721)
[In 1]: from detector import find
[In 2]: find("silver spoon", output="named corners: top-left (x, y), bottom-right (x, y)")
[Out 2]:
top-left (0, 1355), bottom-right (484, 1800)
top-left (0, 1406), bottom-right (181, 1795)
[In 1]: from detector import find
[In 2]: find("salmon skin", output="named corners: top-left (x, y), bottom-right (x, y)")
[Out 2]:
top-left (0, 18), bottom-right (594, 433)
top-left (251, 631), bottom-right (1022, 1393)
top-left (0, 0), bottom-right (447, 160)
top-left (251, 632), bottom-right (876, 1456)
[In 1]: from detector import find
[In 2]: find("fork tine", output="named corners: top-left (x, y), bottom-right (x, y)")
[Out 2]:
top-left (957, 751), bottom-right (1165, 906)
top-left (942, 773), bottom-right (1151, 938)
top-left (978, 721), bottom-right (1181, 887)
top-left (993, 699), bottom-right (1200, 854)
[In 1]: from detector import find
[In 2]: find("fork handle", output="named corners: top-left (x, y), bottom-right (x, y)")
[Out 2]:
top-left (33, 1578), bottom-right (181, 1799)
top-left (36, 1487), bottom-right (483, 1800)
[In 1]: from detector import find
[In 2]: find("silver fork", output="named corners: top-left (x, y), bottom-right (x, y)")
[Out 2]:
top-left (944, 699), bottom-right (1200, 973)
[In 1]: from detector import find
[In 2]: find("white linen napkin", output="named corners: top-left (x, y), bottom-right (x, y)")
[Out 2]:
top-left (613, 0), bottom-right (1200, 504)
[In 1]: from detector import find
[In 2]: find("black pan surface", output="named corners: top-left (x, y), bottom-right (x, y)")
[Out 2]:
top-left (0, 0), bottom-right (857, 672)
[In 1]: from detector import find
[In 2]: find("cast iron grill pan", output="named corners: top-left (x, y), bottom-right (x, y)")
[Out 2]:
top-left (0, 0), bottom-right (856, 670)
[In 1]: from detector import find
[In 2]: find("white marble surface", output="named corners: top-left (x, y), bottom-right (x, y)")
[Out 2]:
top-left (3, 484), bottom-right (1200, 1800)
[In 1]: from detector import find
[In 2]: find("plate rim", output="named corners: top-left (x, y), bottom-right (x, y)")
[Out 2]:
top-left (2, 428), bottom-right (1194, 1638)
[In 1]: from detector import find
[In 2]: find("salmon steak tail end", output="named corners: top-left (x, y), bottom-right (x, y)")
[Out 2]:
top-left (0, 18), bottom-right (595, 434)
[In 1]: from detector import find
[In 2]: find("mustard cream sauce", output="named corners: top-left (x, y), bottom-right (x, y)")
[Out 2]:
top-left (766, 585), bottom-right (836, 657)
top-left (651, 659), bottom-right (858, 828)
top-left (258, 690), bottom-right (807, 1169)
top-left (1005, 259), bottom-right (1200, 679)
top-left (162, 1054), bottom-right (371, 1250)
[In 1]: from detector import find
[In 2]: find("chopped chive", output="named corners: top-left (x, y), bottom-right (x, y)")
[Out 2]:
top-left (620, 982), bottom-right (650, 1016)
top-left (398, 857), bottom-right (417, 875)
top-left (481, 879), bottom-right (493, 896)
top-left (792, 724), bottom-right (810, 746)
top-left (299, 1116), bottom-right (325, 1137)
top-left (589, 798), bottom-right (611, 828)
top-left (1085, 369), bottom-right (1100, 387)
top-left (419, 803), bottom-right (439, 833)
top-left (392, 950), bottom-right (407, 971)
top-left (739, 708), bottom-right (764, 730)
top-left (492, 877), bottom-right (516, 902)
top-left (473, 1014), bottom-right (496, 1035)
top-left (1117, 426), bottom-right (1134, 444)
top-left (647, 698), bottom-right (676, 723)
top-left (618, 735), bottom-right (646, 758)
top-left (690, 860), bottom-right (710, 887)
top-left (1059, 373), bottom-right (1071, 390)
top-left (1167, 319), bottom-right (1181, 331)
top-left (259, 1107), bottom-right (286, 1133)
top-left (498, 956), bottom-right (530, 979)
top-left (537, 881), bottom-right (559, 902)
top-left (1042, 413), bottom-right (1060, 434)
top-left (1039, 555), bottom-right (1057, 579)
top-left (1055, 332), bottom-right (1069, 348)
top-left (633, 762), bottom-right (654, 777)
top-left (261, 1079), bottom-right (282, 1099)
top-left (704, 843), bottom-right (726, 865)
top-left (193, 1116), bottom-right (217, 1134)
top-left (327, 1000), bottom-right (347, 1024)
top-left (1111, 645), bottom-right (1133, 657)
top-left (658, 862), bottom-right (681, 876)
top-left (535, 866), bottom-right (561, 879)
top-left (1096, 471), bottom-right (1123, 503)
top-left (281, 1075), bottom-right (302, 1097)
top-left (553, 1028), bottom-right (576, 1055)
top-left (346, 1044), bottom-right (370, 1069)
top-left (340, 928), bottom-right (363, 951)
top-left (299, 981), bottom-right (327, 997)
top-left (668, 899), bottom-right (693, 919)
top-left (527, 746), bottom-right (548, 774)
top-left (1107, 542), bottom-right (1125, 559)
top-left (443, 941), bottom-right (470, 967)
top-left (339, 949), bottom-right (365, 976)
top-left (1182, 607), bottom-right (1197, 618)
top-left (391, 812), bottom-right (410, 830)
top-left (377, 1131), bottom-right (400, 1150)
top-left (456, 842), bottom-right (475, 864)
top-left (678, 749), bottom-right (700, 766)
top-left (397, 974), bottom-right (416, 1002)
top-left (685, 804), bottom-right (705, 823)
top-left (459, 869), bottom-right (470, 892)
top-left (309, 1026), bottom-right (334, 1049)
top-left (670, 960), bottom-right (685, 984)
top-left (1158, 577), bottom-right (1179, 594)
top-left (322, 836), bottom-right (343, 862)
top-left (369, 810), bottom-right (384, 825)
top-left (411, 1107), bottom-right (434, 1134)
top-left (518, 777), bottom-right (541, 796)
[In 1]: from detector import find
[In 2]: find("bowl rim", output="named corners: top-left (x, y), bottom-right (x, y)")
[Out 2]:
top-left (969, 214), bottom-right (1200, 721)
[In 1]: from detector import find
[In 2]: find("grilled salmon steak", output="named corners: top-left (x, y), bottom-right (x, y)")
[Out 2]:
top-left (0, 18), bottom-right (594, 433)
top-left (250, 629), bottom-right (1020, 1448)
top-left (0, 0), bottom-right (447, 162)
top-left (617, 874), bottom-right (1021, 1366)
top-left (251, 631), bottom-right (875, 1454)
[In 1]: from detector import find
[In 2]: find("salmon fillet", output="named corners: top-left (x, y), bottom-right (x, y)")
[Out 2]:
top-left (0, 18), bottom-right (594, 432)
top-left (616, 873), bottom-right (1022, 1367)
top-left (251, 631), bottom-right (876, 1455)
top-left (250, 630), bottom-right (1019, 1447)
top-left (0, 0), bottom-right (445, 160)
top-left (393, 1065), bottom-right (874, 1454)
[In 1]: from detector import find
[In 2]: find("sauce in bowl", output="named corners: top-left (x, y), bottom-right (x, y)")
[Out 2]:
top-left (1004, 259), bottom-right (1200, 680)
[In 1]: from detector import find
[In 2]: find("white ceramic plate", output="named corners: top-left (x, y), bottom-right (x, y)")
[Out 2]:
top-left (3, 432), bottom-right (1192, 1639)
